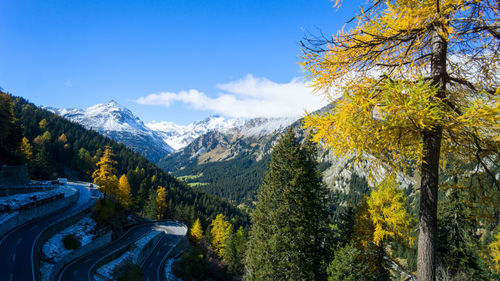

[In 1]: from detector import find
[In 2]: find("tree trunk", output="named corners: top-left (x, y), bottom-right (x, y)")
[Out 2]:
top-left (417, 129), bottom-right (441, 281)
top-left (417, 22), bottom-right (447, 281)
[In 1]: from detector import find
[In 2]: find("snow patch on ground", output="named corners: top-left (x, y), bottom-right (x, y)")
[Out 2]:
top-left (94, 251), bottom-right (134, 281)
top-left (130, 230), bottom-right (162, 263)
top-left (42, 216), bottom-right (97, 263)
top-left (94, 229), bottom-right (163, 280)
top-left (0, 187), bottom-right (65, 211)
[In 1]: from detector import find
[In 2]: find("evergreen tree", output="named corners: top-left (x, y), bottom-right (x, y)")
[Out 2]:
top-left (0, 92), bottom-right (15, 145)
top-left (189, 218), bottom-right (203, 244)
top-left (143, 188), bottom-right (157, 220)
top-left (437, 188), bottom-right (490, 279)
top-left (0, 92), bottom-right (23, 164)
top-left (156, 186), bottom-right (167, 220)
top-left (327, 243), bottom-right (374, 281)
top-left (245, 129), bottom-right (329, 281)
top-left (92, 146), bottom-right (119, 199)
top-left (118, 174), bottom-right (132, 209)
top-left (223, 225), bottom-right (247, 276)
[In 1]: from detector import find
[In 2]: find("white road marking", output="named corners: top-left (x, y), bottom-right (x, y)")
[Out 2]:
top-left (12, 253), bottom-right (16, 261)
top-left (17, 238), bottom-right (22, 245)
top-left (9, 273), bottom-right (13, 281)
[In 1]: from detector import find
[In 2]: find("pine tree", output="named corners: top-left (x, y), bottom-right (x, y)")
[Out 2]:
top-left (210, 213), bottom-right (231, 259)
top-left (223, 225), bottom-right (247, 276)
top-left (245, 128), bottom-right (329, 281)
top-left (156, 186), bottom-right (167, 220)
top-left (92, 146), bottom-right (119, 199)
top-left (143, 188), bottom-right (157, 220)
top-left (436, 188), bottom-right (490, 279)
top-left (189, 218), bottom-right (203, 244)
top-left (327, 244), bottom-right (374, 281)
top-left (118, 174), bottom-right (132, 209)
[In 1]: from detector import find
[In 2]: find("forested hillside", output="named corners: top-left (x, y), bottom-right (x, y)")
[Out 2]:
top-left (160, 104), bottom-right (335, 207)
top-left (9, 94), bottom-right (248, 228)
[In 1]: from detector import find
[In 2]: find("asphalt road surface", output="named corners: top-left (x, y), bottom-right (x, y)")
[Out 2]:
top-left (58, 221), bottom-right (187, 281)
top-left (141, 222), bottom-right (187, 281)
top-left (0, 182), bottom-right (96, 281)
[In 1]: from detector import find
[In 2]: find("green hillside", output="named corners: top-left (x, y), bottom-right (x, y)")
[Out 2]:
top-left (9, 94), bottom-right (249, 228)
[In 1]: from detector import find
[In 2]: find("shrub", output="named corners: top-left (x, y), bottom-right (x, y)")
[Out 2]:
top-left (62, 234), bottom-right (81, 250)
top-left (112, 261), bottom-right (144, 281)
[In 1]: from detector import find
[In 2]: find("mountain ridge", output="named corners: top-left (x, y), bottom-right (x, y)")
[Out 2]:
top-left (44, 101), bottom-right (174, 163)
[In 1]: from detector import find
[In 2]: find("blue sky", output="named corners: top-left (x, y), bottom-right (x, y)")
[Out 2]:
top-left (0, 0), bottom-right (361, 125)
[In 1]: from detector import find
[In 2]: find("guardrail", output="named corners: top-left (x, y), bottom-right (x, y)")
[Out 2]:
top-left (0, 193), bottom-right (65, 213)
top-left (0, 184), bottom-right (59, 196)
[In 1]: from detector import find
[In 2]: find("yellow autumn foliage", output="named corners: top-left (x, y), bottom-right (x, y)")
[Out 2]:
top-left (210, 213), bottom-right (232, 258)
top-left (118, 174), bottom-right (132, 209)
top-left (301, 0), bottom-right (499, 176)
top-left (92, 146), bottom-right (119, 199)
top-left (489, 231), bottom-right (500, 272)
top-left (156, 186), bottom-right (167, 220)
top-left (189, 218), bottom-right (203, 244)
top-left (355, 175), bottom-right (415, 247)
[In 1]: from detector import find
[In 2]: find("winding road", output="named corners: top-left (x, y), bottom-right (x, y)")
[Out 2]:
top-left (0, 182), bottom-right (97, 281)
top-left (141, 222), bottom-right (186, 281)
top-left (58, 221), bottom-right (187, 281)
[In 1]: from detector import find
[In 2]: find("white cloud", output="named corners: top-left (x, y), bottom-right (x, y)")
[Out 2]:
top-left (134, 75), bottom-right (328, 118)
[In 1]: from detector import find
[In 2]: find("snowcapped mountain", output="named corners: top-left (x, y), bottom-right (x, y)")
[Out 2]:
top-left (158, 115), bottom-right (299, 171)
top-left (44, 101), bottom-right (174, 163)
top-left (146, 115), bottom-right (244, 150)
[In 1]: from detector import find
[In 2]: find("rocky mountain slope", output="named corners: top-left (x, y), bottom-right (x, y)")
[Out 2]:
top-left (146, 115), bottom-right (244, 151)
top-left (44, 101), bottom-right (174, 163)
top-left (156, 103), bottom-right (384, 206)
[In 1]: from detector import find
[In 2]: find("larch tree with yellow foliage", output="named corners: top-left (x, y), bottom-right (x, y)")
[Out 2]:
top-left (351, 175), bottom-right (415, 279)
top-left (118, 174), bottom-right (132, 209)
top-left (365, 176), bottom-right (415, 248)
top-left (155, 186), bottom-right (167, 220)
top-left (20, 137), bottom-right (33, 160)
top-left (302, 1), bottom-right (499, 280)
top-left (210, 213), bottom-right (232, 259)
top-left (92, 146), bottom-right (119, 199)
top-left (490, 230), bottom-right (500, 273)
top-left (189, 218), bottom-right (203, 244)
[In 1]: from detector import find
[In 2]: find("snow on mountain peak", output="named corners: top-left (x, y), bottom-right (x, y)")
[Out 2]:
top-left (146, 115), bottom-right (244, 150)
top-left (44, 101), bottom-right (174, 162)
